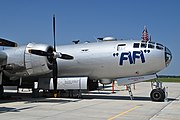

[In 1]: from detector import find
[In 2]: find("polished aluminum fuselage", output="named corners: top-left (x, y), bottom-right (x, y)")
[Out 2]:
top-left (2, 40), bottom-right (170, 81)
top-left (57, 40), bottom-right (167, 80)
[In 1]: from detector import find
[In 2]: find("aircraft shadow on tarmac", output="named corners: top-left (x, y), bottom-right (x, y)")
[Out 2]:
top-left (0, 106), bottom-right (35, 114)
top-left (25, 98), bottom-right (81, 103)
top-left (82, 91), bottom-right (177, 101)
top-left (0, 92), bottom-right (177, 104)
top-left (82, 94), bottom-right (176, 101)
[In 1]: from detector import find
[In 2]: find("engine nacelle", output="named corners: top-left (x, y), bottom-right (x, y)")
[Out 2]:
top-left (25, 43), bottom-right (54, 76)
top-left (3, 43), bottom-right (53, 77)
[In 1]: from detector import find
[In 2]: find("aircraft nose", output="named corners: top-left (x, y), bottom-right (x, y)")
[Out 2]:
top-left (165, 47), bottom-right (172, 66)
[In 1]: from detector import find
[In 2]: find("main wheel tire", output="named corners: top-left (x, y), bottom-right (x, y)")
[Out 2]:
top-left (150, 88), bottom-right (165, 102)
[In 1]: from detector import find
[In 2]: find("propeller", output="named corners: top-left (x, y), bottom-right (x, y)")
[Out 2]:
top-left (52, 15), bottom-right (58, 91)
top-left (29, 15), bottom-right (73, 92)
top-left (0, 38), bottom-right (18, 47)
top-left (28, 49), bottom-right (73, 60)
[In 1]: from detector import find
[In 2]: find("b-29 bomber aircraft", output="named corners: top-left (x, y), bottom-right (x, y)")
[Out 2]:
top-left (0, 17), bottom-right (172, 102)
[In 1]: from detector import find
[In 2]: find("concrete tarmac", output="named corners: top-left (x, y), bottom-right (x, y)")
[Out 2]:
top-left (0, 82), bottom-right (179, 120)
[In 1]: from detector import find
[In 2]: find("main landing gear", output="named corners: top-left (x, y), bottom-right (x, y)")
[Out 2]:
top-left (150, 80), bottom-right (167, 102)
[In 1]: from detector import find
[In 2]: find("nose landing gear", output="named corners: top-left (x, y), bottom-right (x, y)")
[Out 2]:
top-left (150, 80), bottom-right (167, 102)
top-left (150, 88), bottom-right (165, 101)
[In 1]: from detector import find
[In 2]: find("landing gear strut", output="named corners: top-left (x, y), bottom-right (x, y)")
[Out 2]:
top-left (127, 85), bottom-right (133, 100)
top-left (150, 80), bottom-right (166, 102)
top-left (32, 82), bottom-right (39, 98)
top-left (32, 88), bottom-right (39, 98)
top-left (0, 72), bottom-right (3, 98)
top-left (0, 85), bottom-right (4, 98)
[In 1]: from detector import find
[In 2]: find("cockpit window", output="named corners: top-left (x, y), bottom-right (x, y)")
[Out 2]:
top-left (148, 42), bottom-right (155, 49)
top-left (149, 41), bottom-right (155, 44)
top-left (156, 43), bottom-right (164, 50)
top-left (165, 47), bottom-right (172, 66)
top-left (141, 42), bottom-right (147, 48)
top-left (133, 43), bottom-right (140, 48)
top-left (133, 42), bottom-right (164, 50)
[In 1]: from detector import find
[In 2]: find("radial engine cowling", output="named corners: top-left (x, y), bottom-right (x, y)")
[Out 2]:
top-left (4, 43), bottom-right (53, 77)
top-left (25, 43), bottom-right (53, 76)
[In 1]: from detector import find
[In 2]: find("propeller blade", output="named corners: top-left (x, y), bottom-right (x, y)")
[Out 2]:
top-left (52, 14), bottom-right (58, 92)
top-left (60, 54), bottom-right (74, 60)
top-left (29, 49), bottom-right (74, 60)
top-left (52, 59), bottom-right (57, 91)
top-left (29, 49), bottom-right (53, 57)
top-left (0, 38), bottom-right (18, 47)
top-left (53, 15), bottom-right (56, 52)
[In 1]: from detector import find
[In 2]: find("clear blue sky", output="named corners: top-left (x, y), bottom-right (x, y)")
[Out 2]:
top-left (0, 0), bottom-right (179, 75)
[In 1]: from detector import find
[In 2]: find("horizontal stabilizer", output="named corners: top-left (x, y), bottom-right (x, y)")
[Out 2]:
top-left (0, 38), bottom-right (18, 47)
top-left (116, 74), bottom-right (157, 86)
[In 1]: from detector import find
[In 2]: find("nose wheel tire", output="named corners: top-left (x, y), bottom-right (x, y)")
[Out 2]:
top-left (150, 88), bottom-right (165, 102)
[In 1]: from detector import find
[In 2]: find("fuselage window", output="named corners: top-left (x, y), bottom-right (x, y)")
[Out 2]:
top-left (133, 43), bottom-right (140, 48)
top-left (149, 41), bottom-right (155, 44)
top-left (156, 43), bottom-right (164, 50)
top-left (148, 43), bottom-right (155, 49)
top-left (117, 44), bottom-right (126, 51)
top-left (141, 42), bottom-right (147, 48)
